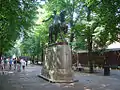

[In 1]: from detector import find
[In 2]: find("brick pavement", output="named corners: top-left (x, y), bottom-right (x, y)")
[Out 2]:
top-left (0, 65), bottom-right (120, 90)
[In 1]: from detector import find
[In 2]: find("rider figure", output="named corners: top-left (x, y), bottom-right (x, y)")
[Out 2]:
top-left (42, 10), bottom-right (60, 43)
top-left (43, 10), bottom-right (60, 25)
top-left (59, 10), bottom-right (68, 34)
top-left (42, 10), bottom-right (68, 44)
top-left (60, 10), bottom-right (66, 25)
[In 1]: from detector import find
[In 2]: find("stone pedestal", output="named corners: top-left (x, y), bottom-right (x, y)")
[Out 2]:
top-left (39, 42), bottom-right (74, 82)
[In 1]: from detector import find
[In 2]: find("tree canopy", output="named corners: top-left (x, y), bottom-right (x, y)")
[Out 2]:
top-left (1, 0), bottom-right (120, 72)
top-left (0, 0), bottom-right (38, 56)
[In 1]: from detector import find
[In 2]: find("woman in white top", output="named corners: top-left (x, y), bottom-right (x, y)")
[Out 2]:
top-left (20, 59), bottom-right (26, 70)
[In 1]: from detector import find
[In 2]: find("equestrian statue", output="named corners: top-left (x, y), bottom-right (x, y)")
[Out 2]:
top-left (42, 10), bottom-right (68, 44)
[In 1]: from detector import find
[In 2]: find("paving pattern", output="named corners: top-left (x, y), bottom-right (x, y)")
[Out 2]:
top-left (0, 65), bottom-right (120, 90)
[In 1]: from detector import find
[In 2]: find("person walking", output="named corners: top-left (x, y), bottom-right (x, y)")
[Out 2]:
top-left (20, 59), bottom-right (26, 71)
top-left (3, 58), bottom-right (7, 69)
top-left (1, 59), bottom-right (4, 70)
top-left (9, 58), bottom-right (13, 70)
top-left (13, 58), bottom-right (17, 70)
top-left (17, 58), bottom-right (21, 72)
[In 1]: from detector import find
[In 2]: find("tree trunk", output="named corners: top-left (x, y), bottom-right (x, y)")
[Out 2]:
top-left (41, 48), bottom-right (44, 62)
top-left (32, 56), bottom-right (35, 64)
top-left (0, 47), bottom-right (3, 62)
top-left (37, 54), bottom-right (39, 64)
top-left (0, 52), bottom-right (2, 61)
top-left (87, 35), bottom-right (94, 73)
top-left (41, 43), bottom-right (44, 62)
top-left (87, 7), bottom-right (94, 73)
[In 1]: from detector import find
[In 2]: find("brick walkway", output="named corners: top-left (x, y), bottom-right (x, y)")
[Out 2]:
top-left (0, 65), bottom-right (120, 90)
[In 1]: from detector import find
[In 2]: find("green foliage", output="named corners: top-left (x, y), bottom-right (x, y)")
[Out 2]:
top-left (43, 0), bottom-right (86, 49)
top-left (10, 0), bottom-right (120, 61)
top-left (0, 0), bottom-right (39, 55)
top-left (98, 0), bottom-right (120, 42)
top-left (20, 23), bottom-right (48, 59)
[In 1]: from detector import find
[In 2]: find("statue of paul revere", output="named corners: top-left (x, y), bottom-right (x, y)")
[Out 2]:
top-left (42, 10), bottom-right (68, 44)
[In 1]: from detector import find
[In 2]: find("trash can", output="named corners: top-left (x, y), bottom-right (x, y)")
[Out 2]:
top-left (104, 65), bottom-right (110, 76)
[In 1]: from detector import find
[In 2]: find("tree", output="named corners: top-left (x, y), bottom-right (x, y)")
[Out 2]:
top-left (77, 0), bottom-right (120, 72)
top-left (18, 0), bottom-right (120, 72)
top-left (20, 24), bottom-right (48, 62)
top-left (42, 0), bottom-right (120, 72)
top-left (96, 0), bottom-right (120, 44)
top-left (0, 0), bottom-right (38, 59)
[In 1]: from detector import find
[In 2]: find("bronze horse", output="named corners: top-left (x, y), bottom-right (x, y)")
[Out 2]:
top-left (43, 10), bottom-right (68, 44)
top-left (49, 21), bottom-right (68, 43)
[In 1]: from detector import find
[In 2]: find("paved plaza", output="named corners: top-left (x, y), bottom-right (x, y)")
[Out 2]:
top-left (0, 65), bottom-right (120, 90)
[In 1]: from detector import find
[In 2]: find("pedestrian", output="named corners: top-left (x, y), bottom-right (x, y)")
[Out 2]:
top-left (14, 58), bottom-right (17, 70)
top-left (1, 59), bottom-right (4, 70)
top-left (17, 58), bottom-right (21, 72)
top-left (77, 63), bottom-right (83, 71)
top-left (3, 58), bottom-right (7, 69)
top-left (9, 58), bottom-right (13, 70)
top-left (26, 60), bottom-right (28, 66)
top-left (20, 59), bottom-right (26, 70)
